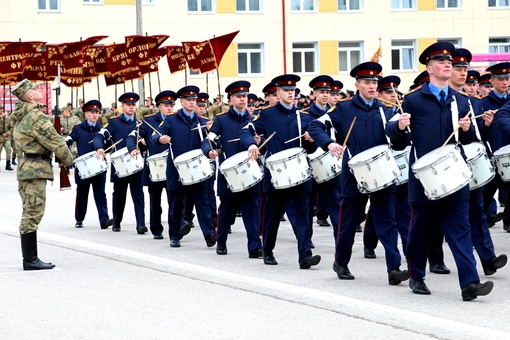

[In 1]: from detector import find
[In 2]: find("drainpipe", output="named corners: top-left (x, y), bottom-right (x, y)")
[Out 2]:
top-left (282, 0), bottom-right (287, 74)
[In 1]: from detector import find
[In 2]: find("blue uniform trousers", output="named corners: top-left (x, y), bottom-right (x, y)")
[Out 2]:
top-left (337, 187), bottom-right (401, 272)
top-left (112, 173), bottom-right (145, 227)
top-left (217, 193), bottom-right (262, 252)
top-left (75, 171), bottom-right (109, 224)
top-left (148, 181), bottom-right (169, 236)
top-left (408, 201), bottom-right (479, 288)
top-left (310, 181), bottom-right (341, 240)
top-left (470, 187), bottom-right (496, 265)
top-left (262, 185), bottom-right (313, 262)
top-left (168, 185), bottom-right (215, 241)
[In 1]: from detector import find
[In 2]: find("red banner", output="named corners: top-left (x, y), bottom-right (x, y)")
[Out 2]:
top-left (104, 72), bottom-right (125, 87)
top-left (165, 45), bottom-right (187, 73)
top-left (105, 43), bottom-right (132, 76)
top-left (23, 50), bottom-right (55, 81)
top-left (83, 45), bottom-right (109, 75)
top-left (0, 41), bottom-right (46, 77)
top-left (182, 31), bottom-right (239, 73)
top-left (125, 34), bottom-right (168, 67)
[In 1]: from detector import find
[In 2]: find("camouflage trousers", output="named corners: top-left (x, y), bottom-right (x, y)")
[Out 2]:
top-left (18, 179), bottom-right (47, 234)
top-left (0, 139), bottom-right (12, 161)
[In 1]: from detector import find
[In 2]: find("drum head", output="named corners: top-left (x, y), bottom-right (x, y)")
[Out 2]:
top-left (267, 147), bottom-right (304, 163)
top-left (463, 142), bottom-right (484, 160)
top-left (220, 151), bottom-right (248, 170)
top-left (412, 144), bottom-right (455, 171)
top-left (174, 149), bottom-right (203, 162)
top-left (348, 144), bottom-right (388, 165)
top-left (111, 146), bottom-right (128, 158)
top-left (147, 150), bottom-right (169, 161)
top-left (493, 144), bottom-right (510, 157)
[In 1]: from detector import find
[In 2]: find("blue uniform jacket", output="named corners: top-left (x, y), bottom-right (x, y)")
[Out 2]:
top-left (386, 82), bottom-right (476, 204)
top-left (239, 102), bottom-right (317, 193)
top-left (68, 120), bottom-right (102, 157)
top-left (202, 108), bottom-right (256, 196)
top-left (93, 114), bottom-right (138, 182)
top-left (493, 100), bottom-right (510, 150)
top-left (151, 109), bottom-right (210, 190)
top-left (127, 113), bottom-right (169, 186)
top-left (309, 94), bottom-right (405, 198)
top-left (481, 91), bottom-right (510, 153)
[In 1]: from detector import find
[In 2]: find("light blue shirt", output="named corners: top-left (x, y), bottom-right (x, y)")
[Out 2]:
top-left (428, 82), bottom-right (449, 102)
top-left (182, 109), bottom-right (195, 119)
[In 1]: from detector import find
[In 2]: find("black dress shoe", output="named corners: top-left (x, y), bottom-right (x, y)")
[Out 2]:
top-left (280, 215), bottom-right (286, 222)
top-left (356, 224), bottom-right (362, 232)
top-left (153, 234), bottom-right (164, 240)
top-left (310, 240), bottom-right (315, 249)
top-left (461, 281), bottom-right (494, 301)
top-left (75, 221), bottom-right (83, 228)
top-left (388, 268), bottom-right (410, 285)
top-left (299, 254), bottom-right (321, 269)
top-left (136, 226), bottom-right (148, 235)
top-left (264, 254), bottom-right (278, 265)
top-left (100, 219), bottom-right (114, 229)
top-left (206, 231), bottom-right (216, 247)
top-left (170, 240), bottom-right (181, 248)
top-left (184, 219), bottom-right (195, 228)
top-left (248, 249), bottom-right (263, 259)
top-left (429, 263), bottom-right (450, 274)
top-left (317, 218), bottom-right (331, 227)
top-left (216, 244), bottom-right (228, 255)
top-left (180, 223), bottom-right (191, 236)
top-left (112, 223), bottom-right (121, 232)
top-left (487, 212), bottom-right (503, 227)
top-left (504, 224), bottom-right (510, 232)
top-left (336, 264), bottom-right (355, 280)
top-left (483, 254), bottom-right (508, 275)
top-left (409, 278), bottom-right (431, 295)
top-left (333, 261), bottom-right (339, 273)
top-left (364, 247), bottom-right (376, 259)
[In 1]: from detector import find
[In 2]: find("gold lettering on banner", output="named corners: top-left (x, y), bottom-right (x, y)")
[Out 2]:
top-left (112, 52), bottom-right (128, 62)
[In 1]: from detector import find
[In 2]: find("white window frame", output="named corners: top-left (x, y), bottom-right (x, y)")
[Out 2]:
top-left (337, 0), bottom-right (363, 11)
top-left (489, 37), bottom-right (510, 53)
top-left (391, 40), bottom-right (416, 72)
top-left (292, 42), bottom-right (318, 74)
top-left (488, 0), bottom-right (510, 8)
top-left (237, 43), bottom-right (264, 76)
top-left (338, 41), bottom-right (363, 73)
top-left (189, 69), bottom-right (217, 78)
top-left (437, 38), bottom-right (462, 48)
top-left (83, 0), bottom-right (103, 4)
top-left (187, 0), bottom-right (215, 13)
top-left (390, 0), bottom-right (416, 10)
top-left (236, 0), bottom-right (263, 12)
top-left (142, 0), bottom-right (156, 5)
top-left (436, 0), bottom-right (463, 9)
top-left (38, 0), bottom-right (61, 12)
top-left (291, 0), bottom-right (317, 12)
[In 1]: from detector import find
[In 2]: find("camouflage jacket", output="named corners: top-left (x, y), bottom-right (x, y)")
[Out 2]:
top-left (60, 115), bottom-right (81, 135)
top-left (72, 108), bottom-right (85, 122)
top-left (0, 115), bottom-right (12, 142)
top-left (12, 102), bottom-right (74, 181)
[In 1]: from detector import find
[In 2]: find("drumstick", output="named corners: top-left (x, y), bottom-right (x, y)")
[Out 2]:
top-left (439, 110), bottom-right (472, 151)
top-left (376, 97), bottom-right (397, 107)
top-left (143, 118), bottom-right (173, 146)
top-left (257, 131), bottom-right (276, 150)
top-left (284, 133), bottom-right (305, 144)
top-left (342, 116), bottom-right (356, 148)
top-left (390, 84), bottom-right (411, 133)
top-left (228, 133), bottom-right (264, 143)
top-left (205, 129), bottom-right (215, 153)
top-left (191, 125), bottom-right (208, 131)
top-left (104, 138), bottom-right (124, 153)
top-left (472, 113), bottom-right (486, 119)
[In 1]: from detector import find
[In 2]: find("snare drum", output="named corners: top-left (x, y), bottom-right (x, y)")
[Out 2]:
top-left (265, 147), bottom-right (311, 189)
top-left (308, 148), bottom-right (342, 183)
top-left (173, 149), bottom-right (214, 185)
top-left (492, 144), bottom-right (510, 182)
top-left (147, 150), bottom-right (169, 182)
top-left (219, 151), bottom-right (264, 192)
top-left (392, 146), bottom-right (411, 185)
top-left (464, 142), bottom-right (495, 189)
top-left (110, 147), bottom-right (144, 178)
top-left (412, 144), bottom-right (472, 200)
top-left (348, 145), bottom-right (400, 193)
top-left (74, 151), bottom-right (108, 180)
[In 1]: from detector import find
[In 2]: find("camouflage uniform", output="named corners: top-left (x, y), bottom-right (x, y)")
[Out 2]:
top-left (207, 103), bottom-right (228, 121)
top-left (60, 113), bottom-right (81, 158)
top-left (72, 107), bottom-right (85, 122)
top-left (0, 112), bottom-right (13, 171)
top-left (136, 105), bottom-right (158, 121)
top-left (12, 96), bottom-right (74, 234)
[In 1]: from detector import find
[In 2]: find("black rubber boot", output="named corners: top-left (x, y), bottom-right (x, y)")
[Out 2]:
top-left (11, 157), bottom-right (17, 165)
top-left (5, 160), bottom-right (13, 171)
top-left (20, 232), bottom-right (55, 270)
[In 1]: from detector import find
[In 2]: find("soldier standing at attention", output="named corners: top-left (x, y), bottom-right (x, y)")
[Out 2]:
top-left (0, 105), bottom-right (14, 171)
top-left (11, 79), bottom-right (74, 270)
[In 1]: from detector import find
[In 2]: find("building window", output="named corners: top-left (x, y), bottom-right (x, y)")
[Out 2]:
top-left (437, 0), bottom-right (462, 9)
top-left (338, 0), bottom-right (362, 11)
top-left (338, 41), bottom-right (362, 73)
top-left (489, 0), bottom-right (510, 8)
top-left (38, 0), bottom-right (61, 11)
top-left (292, 43), bottom-right (317, 73)
top-left (291, 0), bottom-right (316, 11)
top-left (83, 0), bottom-right (103, 4)
top-left (142, 0), bottom-right (155, 5)
top-left (391, 40), bottom-right (416, 71)
top-left (238, 44), bottom-right (263, 75)
top-left (489, 37), bottom-right (510, 65)
top-left (189, 69), bottom-right (217, 77)
top-left (391, 0), bottom-right (416, 9)
top-left (437, 38), bottom-right (462, 48)
top-left (188, 0), bottom-right (214, 12)
top-left (236, 0), bottom-right (262, 12)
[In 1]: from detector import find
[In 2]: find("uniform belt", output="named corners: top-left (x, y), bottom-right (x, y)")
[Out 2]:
top-left (23, 154), bottom-right (51, 162)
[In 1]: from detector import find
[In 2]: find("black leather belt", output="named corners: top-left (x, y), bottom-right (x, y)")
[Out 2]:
top-left (23, 154), bottom-right (51, 162)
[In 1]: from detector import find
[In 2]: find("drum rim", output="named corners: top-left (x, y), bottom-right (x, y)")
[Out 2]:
top-left (348, 145), bottom-right (391, 166)
top-left (266, 147), bottom-right (306, 163)
top-left (411, 147), bottom-right (460, 172)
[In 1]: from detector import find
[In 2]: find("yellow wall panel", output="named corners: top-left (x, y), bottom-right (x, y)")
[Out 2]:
top-left (319, 0), bottom-right (337, 13)
top-left (418, 0), bottom-right (435, 11)
top-left (217, 0), bottom-right (235, 13)
top-left (417, 37), bottom-right (436, 71)
top-left (104, 0), bottom-right (135, 5)
top-left (319, 40), bottom-right (338, 75)
top-left (218, 44), bottom-right (238, 77)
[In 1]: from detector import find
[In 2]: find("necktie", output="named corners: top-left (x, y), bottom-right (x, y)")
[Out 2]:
top-left (366, 103), bottom-right (371, 111)
top-left (439, 90), bottom-right (446, 107)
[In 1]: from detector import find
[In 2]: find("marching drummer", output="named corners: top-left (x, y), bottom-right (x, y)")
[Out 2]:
top-left (240, 74), bottom-right (321, 269)
top-left (308, 62), bottom-right (408, 285)
top-left (93, 92), bottom-right (147, 234)
top-left (126, 90), bottom-right (176, 240)
top-left (202, 80), bottom-right (263, 258)
top-left (66, 100), bottom-right (113, 230)
top-left (151, 85), bottom-right (217, 249)
top-left (387, 42), bottom-right (494, 301)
